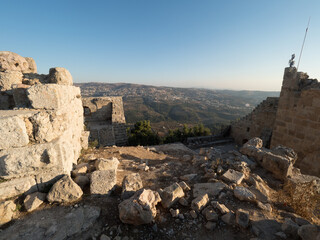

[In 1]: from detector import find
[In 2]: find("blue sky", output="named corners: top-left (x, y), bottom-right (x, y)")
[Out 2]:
top-left (1, 0), bottom-right (319, 90)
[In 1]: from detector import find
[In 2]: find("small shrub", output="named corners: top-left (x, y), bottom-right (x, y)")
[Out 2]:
top-left (88, 139), bottom-right (99, 148)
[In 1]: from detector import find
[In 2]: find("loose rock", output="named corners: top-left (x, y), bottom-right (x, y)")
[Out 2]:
top-left (234, 186), bottom-right (256, 202)
top-left (118, 189), bottom-right (161, 225)
top-left (0, 200), bottom-right (16, 225)
top-left (90, 170), bottom-right (116, 196)
top-left (191, 194), bottom-right (209, 212)
top-left (121, 173), bottom-right (143, 199)
top-left (24, 192), bottom-right (46, 212)
top-left (47, 175), bottom-right (83, 203)
top-left (161, 183), bottom-right (185, 208)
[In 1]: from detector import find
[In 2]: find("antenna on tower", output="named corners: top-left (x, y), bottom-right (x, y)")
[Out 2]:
top-left (297, 17), bottom-right (311, 71)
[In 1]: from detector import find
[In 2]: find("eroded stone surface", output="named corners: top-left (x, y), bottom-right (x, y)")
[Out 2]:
top-left (90, 170), bottom-right (116, 196)
top-left (0, 200), bottom-right (16, 226)
top-left (161, 182), bottom-right (184, 208)
top-left (118, 189), bottom-right (161, 225)
top-left (24, 192), bottom-right (46, 212)
top-left (47, 175), bottom-right (83, 203)
top-left (0, 205), bottom-right (100, 239)
top-left (121, 173), bottom-right (143, 199)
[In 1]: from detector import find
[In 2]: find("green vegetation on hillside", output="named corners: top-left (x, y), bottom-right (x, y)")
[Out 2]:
top-left (127, 121), bottom-right (211, 146)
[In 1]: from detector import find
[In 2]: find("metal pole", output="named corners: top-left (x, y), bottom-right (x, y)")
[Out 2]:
top-left (297, 17), bottom-right (311, 70)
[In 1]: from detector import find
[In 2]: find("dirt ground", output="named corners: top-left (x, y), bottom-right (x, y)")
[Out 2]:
top-left (2, 142), bottom-right (318, 240)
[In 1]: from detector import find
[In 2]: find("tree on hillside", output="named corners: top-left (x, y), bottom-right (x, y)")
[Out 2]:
top-left (127, 120), bottom-right (161, 146)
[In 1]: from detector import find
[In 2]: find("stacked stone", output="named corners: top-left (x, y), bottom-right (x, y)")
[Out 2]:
top-left (82, 96), bottom-right (127, 146)
top-left (271, 67), bottom-right (320, 177)
top-left (0, 51), bottom-right (88, 201)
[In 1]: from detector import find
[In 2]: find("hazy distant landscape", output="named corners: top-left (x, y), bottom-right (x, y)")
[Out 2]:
top-left (77, 82), bottom-right (279, 133)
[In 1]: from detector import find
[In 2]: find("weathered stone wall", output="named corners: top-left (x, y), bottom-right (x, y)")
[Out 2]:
top-left (0, 51), bottom-right (87, 200)
top-left (82, 97), bottom-right (127, 146)
top-left (271, 67), bottom-right (320, 176)
top-left (230, 97), bottom-right (279, 147)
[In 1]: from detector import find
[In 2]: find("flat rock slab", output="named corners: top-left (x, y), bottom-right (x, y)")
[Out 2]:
top-left (90, 170), bottom-right (116, 196)
top-left (221, 169), bottom-right (245, 185)
top-left (0, 205), bottom-right (101, 240)
top-left (193, 182), bottom-right (227, 198)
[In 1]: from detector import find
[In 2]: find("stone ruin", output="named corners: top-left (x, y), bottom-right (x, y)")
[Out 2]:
top-left (0, 51), bottom-right (88, 201)
top-left (82, 97), bottom-right (127, 146)
top-left (231, 67), bottom-right (320, 177)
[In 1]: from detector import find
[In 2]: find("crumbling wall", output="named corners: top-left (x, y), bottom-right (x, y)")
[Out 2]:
top-left (0, 51), bottom-right (87, 200)
top-left (230, 97), bottom-right (279, 147)
top-left (82, 97), bottom-right (127, 146)
top-left (271, 67), bottom-right (320, 176)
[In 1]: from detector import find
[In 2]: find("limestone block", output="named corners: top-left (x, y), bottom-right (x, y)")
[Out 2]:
top-left (234, 186), bottom-right (256, 202)
top-left (121, 173), bottom-right (143, 199)
top-left (0, 136), bottom-right (74, 179)
top-left (24, 57), bottom-right (37, 73)
top-left (193, 182), bottom-right (227, 198)
top-left (90, 170), bottom-right (116, 196)
top-left (47, 175), bottom-right (83, 203)
top-left (0, 51), bottom-right (30, 73)
top-left (47, 67), bottom-right (73, 85)
top-left (24, 192), bottom-right (46, 212)
top-left (27, 84), bottom-right (81, 110)
top-left (0, 115), bottom-right (29, 150)
top-left (0, 70), bottom-right (23, 91)
top-left (94, 157), bottom-right (119, 171)
top-left (221, 169), bottom-right (245, 185)
top-left (0, 200), bottom-right (16, 226)
top-left (118, 189), bottom-right (161, 225)
top-left (74, 175), bottom-right (90, 189)
top-left (191, 194), bottom-right (209, 212)
top-left (161, 182), bottom-right (185, 208)
top-left (0, 177), bottom-right (37, 200)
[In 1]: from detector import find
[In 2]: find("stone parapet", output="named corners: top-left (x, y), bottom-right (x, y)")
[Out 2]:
top-left (0, 51), bottom-right (86, 200)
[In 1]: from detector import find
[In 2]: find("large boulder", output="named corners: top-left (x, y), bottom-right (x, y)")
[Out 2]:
top-left (118, 189), bottom-right (161, 225)
top-left (90, 170), bottom-right (116, 196)
top-left (47, 67), bottom-right (73, 85)
top-left (121, 173), bottom-right (143, 199)
top-left (0, 51), bottom-right (32, 73)
top-left (0, 200), bottom-right (16, 226)
top-left (47, 175), bottom-right (83, 203)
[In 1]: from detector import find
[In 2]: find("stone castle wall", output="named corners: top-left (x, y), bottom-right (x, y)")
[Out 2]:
top-left (271, 67), bottom-right (320, 176)
top-left (230, 97), bottom-right (279, 147)
top-left (0, 52), bottom-right (87, 200)
top-left (230, 67), bottom-right (320, 177)
top-left (82, 97), bottom-right (127, 146)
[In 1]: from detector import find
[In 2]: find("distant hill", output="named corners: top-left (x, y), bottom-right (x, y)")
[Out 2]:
top-left (76, 82), bottom-right (279, 133)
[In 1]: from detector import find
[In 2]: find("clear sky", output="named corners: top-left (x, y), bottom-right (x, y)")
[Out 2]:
top-left (1, 0), bottom-right (319, 91)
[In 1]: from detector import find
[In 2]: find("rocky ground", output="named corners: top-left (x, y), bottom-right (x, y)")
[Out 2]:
top-left (0, 140), bottom-right (319, 240)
